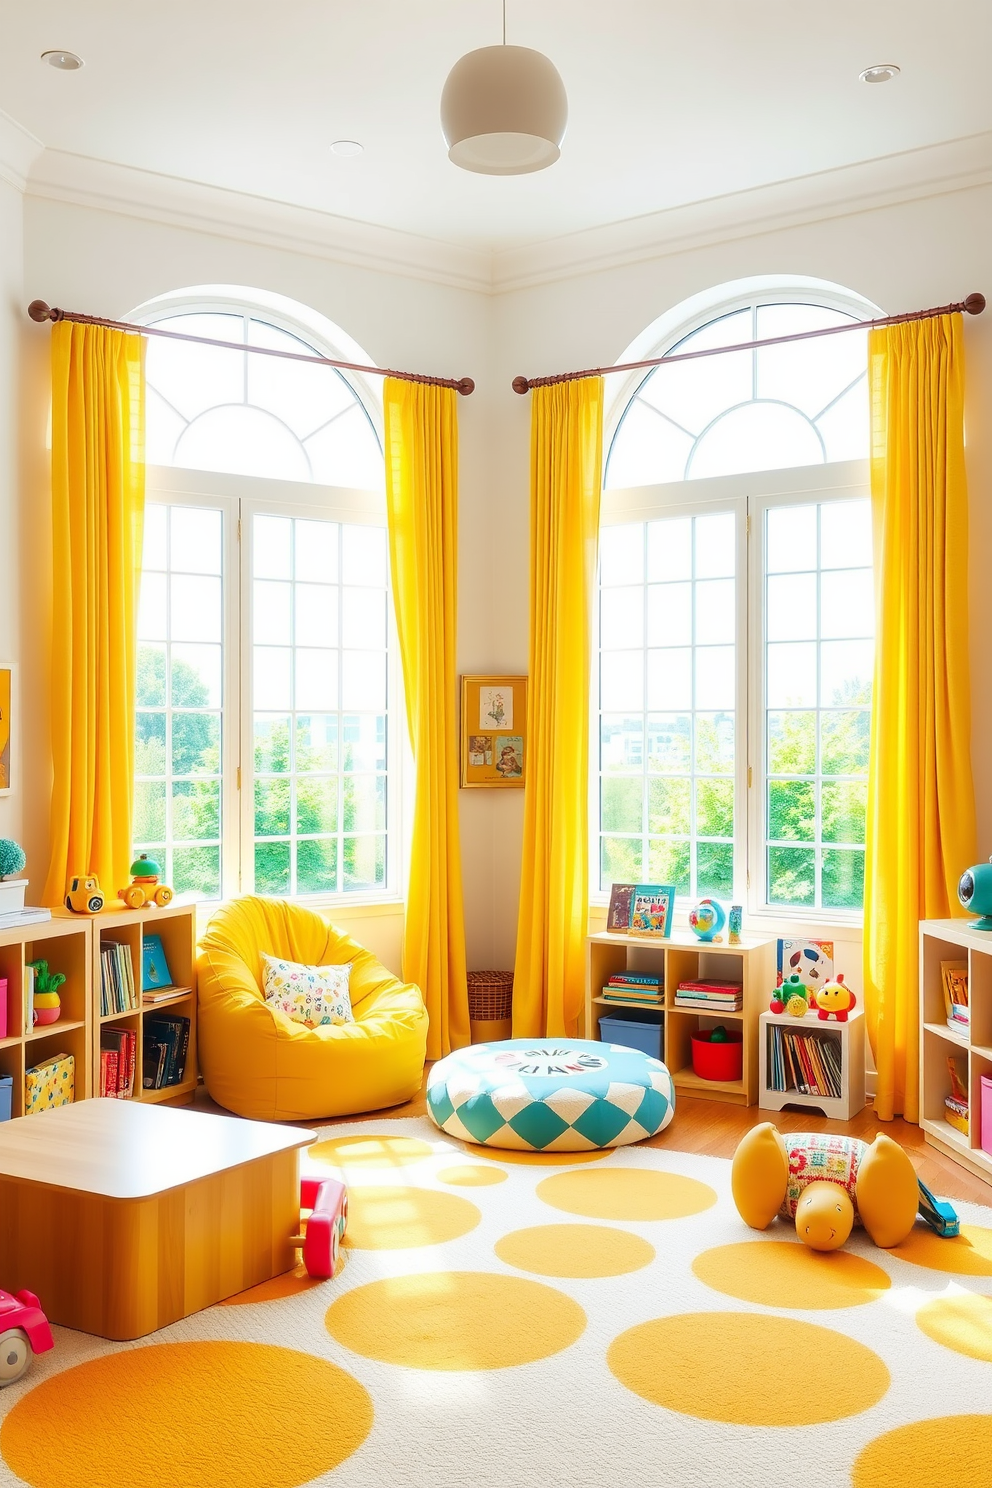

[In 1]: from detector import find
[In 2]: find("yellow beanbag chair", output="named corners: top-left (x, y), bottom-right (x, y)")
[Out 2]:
top-left (197, 896), bottom-right (428, 1122)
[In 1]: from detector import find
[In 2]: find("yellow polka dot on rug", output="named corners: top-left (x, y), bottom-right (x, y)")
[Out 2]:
top-left (852, 1415), bottom-right (992, 1487)
top-left (0, 1341), bottom-right (372, 1488)
top-left (608, 1313), bottom-right (889, 1425)
top-left (438, 1163), bottom-right (508, 1186)
top-left (693, 1240), bottom-right (891, 1309)
top-left (343, 1185), bottom-right (480, 1249)
top-left (496, 1223), bottom-right (654, 1278)
top-left (537, 1167), bottom-right (716, 1221)
top-left (888, 1224), bottom-right (992, 1275)
top-left (916, 1292), bottom-right (992, 1361)
top-left (308, 1133), bottom-right (436, 1173)
top-left (326, 1272), bottom-right (586, 1369)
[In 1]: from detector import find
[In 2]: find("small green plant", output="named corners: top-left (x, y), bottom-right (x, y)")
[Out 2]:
top-left (27, 960), bottom-right (66, 996)
top-left (0, 839), bottom-right (26, 879)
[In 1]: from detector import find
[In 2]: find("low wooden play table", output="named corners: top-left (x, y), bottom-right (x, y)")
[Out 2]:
top-left (0, 1099), bottom-right (314, 1340)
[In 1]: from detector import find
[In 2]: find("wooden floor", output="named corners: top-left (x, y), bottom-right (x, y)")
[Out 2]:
top-left (197, 1070), bottom-right (992, 1208)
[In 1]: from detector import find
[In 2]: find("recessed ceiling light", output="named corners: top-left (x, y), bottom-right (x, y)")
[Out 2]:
top-left (330, 140), bottom-right (363, 158)
top-left (41, 49), bottom-right (84, 70)
top-left (859, 63), bottom-right (900, 83)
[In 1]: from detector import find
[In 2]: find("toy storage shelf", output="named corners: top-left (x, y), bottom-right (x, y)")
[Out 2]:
top-left (920, 919), bottom-right (992, 1186)
top-left (758, 1007), bottom-right (865, 1121)
top-left (63, 901), bottom-right (198, 1106)
top-left (0, 917), bottom-right (93, 1117)
top-left (585, 930), bottom-right (776, 1107)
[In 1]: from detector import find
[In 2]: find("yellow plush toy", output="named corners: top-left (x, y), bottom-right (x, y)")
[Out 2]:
top-left (731, 1123), bottom-right (919, 1252)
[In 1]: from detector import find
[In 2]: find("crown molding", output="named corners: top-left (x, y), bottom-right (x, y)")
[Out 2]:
top-left (25, 148), bottom-right (493, 294)
top-left (491, 130), bottom-right (992, 293)
top-left (0, 109), bottom-right (43, 194)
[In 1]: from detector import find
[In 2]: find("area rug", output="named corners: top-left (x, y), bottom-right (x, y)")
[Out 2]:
top-left (2, 1116), bottom-right (992, 1488)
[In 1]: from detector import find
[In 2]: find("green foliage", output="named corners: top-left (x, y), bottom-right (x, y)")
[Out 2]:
top-left (648, 839), bottom-right (690, 895)
top-left (0, 838), bottom-right (26, 879)
top-left (768, 845), bottom-right (815, 906)
top-left (648, 777), bottom-right (690, 836)
top-left (601, 836), bottom-right (641, 889)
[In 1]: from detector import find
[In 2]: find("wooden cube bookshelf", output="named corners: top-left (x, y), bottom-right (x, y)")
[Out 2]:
top-left (759, 1007), bottom-right (865, 1121)
top-left (585, 930), bottom-right (776, 1106)
top-left (0, 917), bottom-right (93, 1117)
top-left (71, 900), bottom-right (198, 1106)
top-left (920, 918), bottom-right (992, 1186)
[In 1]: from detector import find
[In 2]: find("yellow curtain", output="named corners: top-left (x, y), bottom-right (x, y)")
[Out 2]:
top-left (513, 378), bottom-right (604, 1037)
top-left (864, 314), bottom-right (976, 1122)
top-left (383, 378), bottom-right (469, 1059)
top-left (43, 322), bottom-right (146, 907)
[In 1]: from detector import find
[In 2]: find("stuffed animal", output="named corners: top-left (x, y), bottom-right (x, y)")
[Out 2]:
top-left (815, 974), bottom-right (856, 1022)
top-left (731, 1123), bottom-right (919, 1252)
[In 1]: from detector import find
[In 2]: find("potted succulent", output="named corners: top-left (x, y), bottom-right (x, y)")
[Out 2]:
top-left (0, 840), bottom-right (27, 916)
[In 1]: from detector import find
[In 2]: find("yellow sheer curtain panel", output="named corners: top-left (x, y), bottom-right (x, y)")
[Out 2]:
top-left (513, 377), bottom-right (604, 1037)
top-left (43, 322), bottom-right (146, 907)
top-left (383, 377), bottom-right (469, 1059)
top-left (864, 313), bottom-right (976, 1123)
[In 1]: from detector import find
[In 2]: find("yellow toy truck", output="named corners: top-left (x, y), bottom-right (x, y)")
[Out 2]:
top-left (64, 874), bottom-right (105, 914)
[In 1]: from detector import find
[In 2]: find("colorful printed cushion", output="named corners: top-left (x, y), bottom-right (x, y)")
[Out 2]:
top-left (262, 954), bottom-right (354, 1029)
top-left (782, 1132), bottom-right (866, 1220)
top-left (426, 1038), bottom-right (675, 1151)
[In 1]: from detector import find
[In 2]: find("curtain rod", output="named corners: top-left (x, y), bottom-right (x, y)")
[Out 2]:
top-left (511, 292), bottom-right (986, 394)
top-left (26, 300), bottom-right (476, 396)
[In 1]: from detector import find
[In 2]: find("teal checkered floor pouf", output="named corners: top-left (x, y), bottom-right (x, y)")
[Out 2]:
top-left (426, 1038), bottom-right (675, 1151)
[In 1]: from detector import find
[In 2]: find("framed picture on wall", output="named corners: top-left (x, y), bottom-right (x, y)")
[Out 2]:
top-left (460, 675), bottom-right (528, 788)
top-left (0, 664), bottom-right (12, 795)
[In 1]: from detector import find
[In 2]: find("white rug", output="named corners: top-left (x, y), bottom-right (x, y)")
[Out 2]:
top-left (2, 1116), bottom-right (992, 1488)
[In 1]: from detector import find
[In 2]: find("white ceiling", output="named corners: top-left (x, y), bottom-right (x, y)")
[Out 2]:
top-left (1, 0), bottom-right (991, 250)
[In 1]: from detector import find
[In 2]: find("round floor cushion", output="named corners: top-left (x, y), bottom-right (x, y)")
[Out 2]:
top-left (426, 1039), bottom-right (675, 1151)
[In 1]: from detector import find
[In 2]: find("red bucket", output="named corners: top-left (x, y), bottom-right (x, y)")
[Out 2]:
top-left (690, 1028), bottom-right (743, 1081)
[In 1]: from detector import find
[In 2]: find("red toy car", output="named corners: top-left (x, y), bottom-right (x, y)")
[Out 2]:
top-left (298, 1177), bottom-right (348, 1279)
top-left (0, 1289), bottom-right (54, 1387)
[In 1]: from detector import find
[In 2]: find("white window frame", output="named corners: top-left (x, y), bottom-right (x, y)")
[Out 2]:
top-left (144, 463), bottom-right (404, 911)
top-left (597, 457), bottom-right (869, 929)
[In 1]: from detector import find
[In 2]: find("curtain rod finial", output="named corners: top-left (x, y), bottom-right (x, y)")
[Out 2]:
top-left (512, 376), bottom-right (530, 394)
top-left (456, 377), bottom-right (476, 396)
top-left (965, 292), bottom-right (986, 315)
top-left (27, 300), bottom-right (53, 323)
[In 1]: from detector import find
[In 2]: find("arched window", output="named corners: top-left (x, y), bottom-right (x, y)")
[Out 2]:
top-left (598, 279), bottom-right (876, 919)
top-left (606, 293), bottom-right (870, 489)
top-left (142, 295), bottom-right (383, 490)
top-left (133, 288), bottom-right (395, 906)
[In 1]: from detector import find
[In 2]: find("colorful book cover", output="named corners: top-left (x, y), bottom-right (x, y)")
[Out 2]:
top-left (629, 884), bottom-right (675, 937)
top-left (606, 883), bottom-right (636, 932)
top-left (142, 933), bottom-right (173, 992)
top-left (777, 938), bottom-right (834, 989)
top-left (25, 1052), bottom-right (74, 1113)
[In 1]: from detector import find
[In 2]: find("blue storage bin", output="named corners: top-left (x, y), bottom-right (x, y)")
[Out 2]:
top-left (0, 1074), bottom-right (12, 1122)
top-left (598, 1010), bottom-right (664, 1061)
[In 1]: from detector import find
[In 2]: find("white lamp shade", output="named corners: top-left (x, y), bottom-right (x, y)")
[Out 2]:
top-left (440, 45), bottom-right (568, 175)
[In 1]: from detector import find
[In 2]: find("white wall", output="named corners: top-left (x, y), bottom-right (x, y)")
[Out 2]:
top-left (0, 178), bottom-right (23, 851)
top-left (6, 175), bottom-right (992, 983)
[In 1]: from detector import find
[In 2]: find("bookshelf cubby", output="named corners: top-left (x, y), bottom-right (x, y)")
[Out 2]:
top-left (0, 916), bottom-right (92, 1117)
top-left (80, 900), bottom-right (198, 1105)
top-left (758, 1007), bottom-right (865, 1120)
top-left (920, 918), bottom-right (992, 1186)
top-left (586, 930), bottom-right (776, 1106)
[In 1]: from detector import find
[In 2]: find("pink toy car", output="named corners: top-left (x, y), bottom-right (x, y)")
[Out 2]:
top-left (296, 1178), bottom-right (348, 1279)
top-left (0, 1289), bottom-right (54, 1387)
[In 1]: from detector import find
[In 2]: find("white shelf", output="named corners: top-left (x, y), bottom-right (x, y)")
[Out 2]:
top-left (758, 1007), bottom-right (865, 1122)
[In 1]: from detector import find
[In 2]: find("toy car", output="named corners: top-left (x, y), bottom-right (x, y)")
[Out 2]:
top-left (295, 1177), bottom-right (348, 1279)
top-left (0, 1288), bottom-right (54, 1386)
top-left (917, 1179), bottom-right (960, 1237)
top-left (117, 854), bottom-right (174, 910)
top-left (64, 874), bottom-right (105, 914)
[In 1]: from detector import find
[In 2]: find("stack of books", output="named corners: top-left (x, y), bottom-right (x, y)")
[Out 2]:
top-left (0, 906), bottom-right (50, 931)
top-left (100, 1028), bottom-right (137, 1098)
top-left (674, 978), bottom-right (743, 1013)
top-left (143, 1014), bottom-right (191, 1090)
top-left (767, 1025), bottom-right (842, 1100)
top-left (600, 972), bottom-right (663, 1005)
top-left (100, 941), bottom-right (139, 1016)
top-left (941, 961), bottom-right (969, 1034)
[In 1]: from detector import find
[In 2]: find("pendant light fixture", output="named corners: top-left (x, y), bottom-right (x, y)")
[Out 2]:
top-left (440, 0), bottom-right (567, 175)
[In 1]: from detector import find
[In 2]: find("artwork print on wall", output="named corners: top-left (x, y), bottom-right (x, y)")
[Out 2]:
top-left (461, 676), bottom-right (528, 788)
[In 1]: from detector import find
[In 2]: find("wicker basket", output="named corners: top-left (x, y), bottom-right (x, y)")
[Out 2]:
top-left (467, 970), bottom-right (514, 1044)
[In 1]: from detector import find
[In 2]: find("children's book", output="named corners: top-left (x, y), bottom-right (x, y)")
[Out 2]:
top-left (606, 883), bottom-right (636, 932)
top-left (142, 934), bottom-right (173, 992)
top-left (628, 885), bottom-right (675, 937)
top-left (777, 938), bottom-right (834, 989)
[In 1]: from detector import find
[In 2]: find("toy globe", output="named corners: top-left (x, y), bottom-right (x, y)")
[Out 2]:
top-left (687, 898), bottom-right (726, 942)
